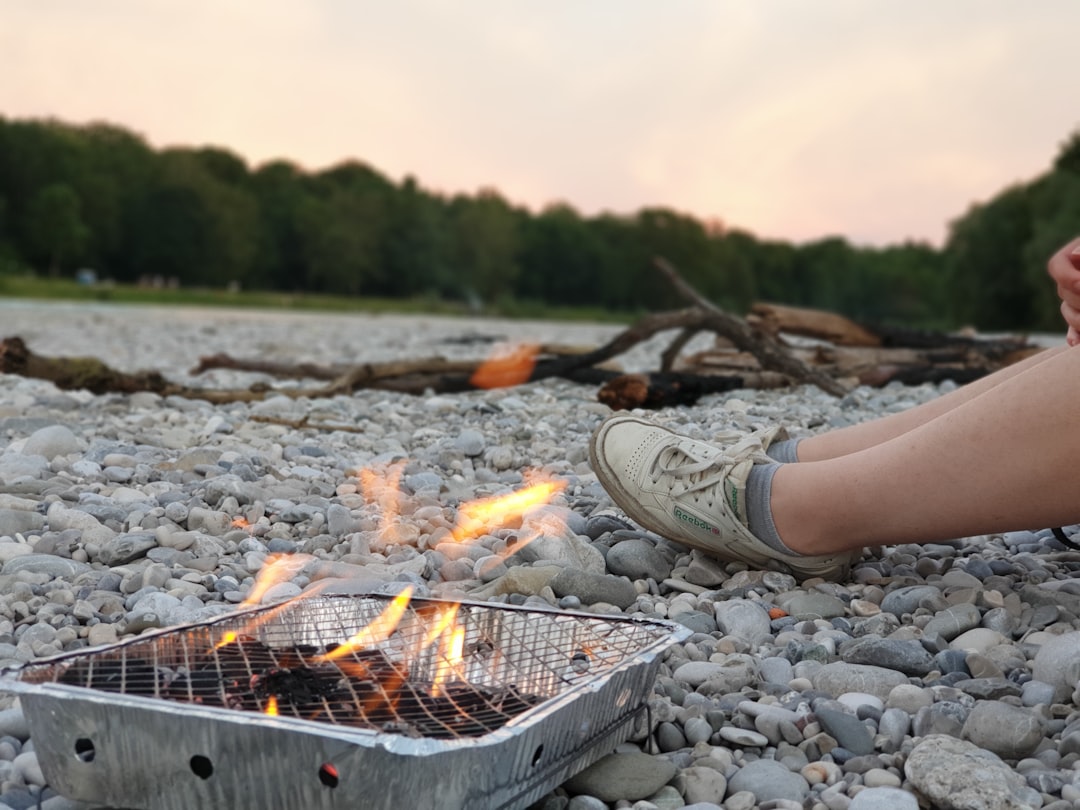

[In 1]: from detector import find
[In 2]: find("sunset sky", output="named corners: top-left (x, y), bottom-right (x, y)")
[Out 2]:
top-left (2, 1), bottom-right (1077, 247)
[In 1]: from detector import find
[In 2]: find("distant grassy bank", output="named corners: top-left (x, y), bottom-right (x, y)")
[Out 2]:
top-left (0, 275), bottom-right (635, 324)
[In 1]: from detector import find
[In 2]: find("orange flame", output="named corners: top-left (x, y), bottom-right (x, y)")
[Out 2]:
top-left (469, 343), bottom-right (539, 389)
top-left (231, 516), bottom-right (251, 530)
top-left (358, 460), bottom-right (407, 541)
top-left (431, 622), bottom-right (466, 697)
top-left (241, 553), bottom-right (313, 607)
top-left (213, 594), bottom-right (310, 650)
top-left (316, 586), bottom-right (414, 663)
top-left (264, 695), bottom-right (279, 716)
top-left (451, 478), bottom-right (566, 543)
top-left (359, 664), bottom-right (408, 717)
top-left (419, 604), bottom-right (460, 649)
top-left (214, 630), bottom-right (238, 650)
top-left (212, 563), bottom-right (330, 650)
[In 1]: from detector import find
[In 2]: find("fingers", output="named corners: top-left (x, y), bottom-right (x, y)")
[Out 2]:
top-left (1048, 238), bottom-right (1080, 289)
top-left (1063, 302), bottom-right (1080, 346)
top-left (1050, 239), bottom-right (1080, 340)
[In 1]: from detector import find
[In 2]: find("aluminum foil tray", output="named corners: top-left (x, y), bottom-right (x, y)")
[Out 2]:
top-left (1, 594), bottom-right (689, 810)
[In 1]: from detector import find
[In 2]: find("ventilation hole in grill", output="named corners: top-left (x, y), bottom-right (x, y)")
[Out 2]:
top-left (318, 763), bottom-right (339, 788)
top-left (190, 755), bottom-right (214, 780)
top-left (530, 745), bottom-right (544, 767)
top-left (74, 738), bottom-right (95, 763)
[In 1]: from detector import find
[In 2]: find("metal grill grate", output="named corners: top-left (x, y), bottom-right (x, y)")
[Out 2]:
top-left (15, 595), bottom-right (673, 738)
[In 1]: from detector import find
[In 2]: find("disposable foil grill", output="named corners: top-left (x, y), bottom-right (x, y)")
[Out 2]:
top-left (2, 594), bottom-right (689, 810)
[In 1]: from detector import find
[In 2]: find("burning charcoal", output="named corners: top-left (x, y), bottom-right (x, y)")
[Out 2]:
top-left (325, 647), bottom-right (402, 677)
top-left (250, 665), bottom-right (340, 706)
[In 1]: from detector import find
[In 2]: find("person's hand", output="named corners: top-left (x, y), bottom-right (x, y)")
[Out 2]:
top-left (1048, 238), bottom-right (1080, 346)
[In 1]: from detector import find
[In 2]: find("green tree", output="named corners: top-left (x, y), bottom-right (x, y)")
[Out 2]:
top-left (379, 176), bottom-right (451, 297)
top-left (518, 202), bottom-right (609, 306)
top-left (944, 186), bottom-right (1035, 329)
top-left (633, 207), bottom-right (712, 310)
top-left (1021, 170), bottom-right (1080, 330)
top-left (24, 182), bottom-right (89, 275)
top-left (708, 228), bottom-right (759, 312)
top-left (1053, 129), bottom-right (1080, 176)
top-left (862, 242), bottom-right (946, 326)
top-left (292, 160), bottom-right (392, 294)
top-left (74, 123), bottom-right (156, 279)
top-left (127, 184), bottom-right (214, 281)
top-left (587, 214), bottom-right (643, 311)
top-left (250, 160), bottom-right (309, 290)
top-left (791, 237), bottom-right (856, 312)
top-left (137, 149), bottom-right (259, 287)
top-left (448, 189), bottom-right (522, 304)
top-left (744, 238), bottom-right (799, 306)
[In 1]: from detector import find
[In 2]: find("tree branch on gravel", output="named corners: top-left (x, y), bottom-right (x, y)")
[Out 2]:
top-left (0, 257), bottom-right (1042, 413)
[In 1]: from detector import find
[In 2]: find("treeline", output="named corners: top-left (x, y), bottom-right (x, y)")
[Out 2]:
top-left (0, 115), bottom-right (1078, 330)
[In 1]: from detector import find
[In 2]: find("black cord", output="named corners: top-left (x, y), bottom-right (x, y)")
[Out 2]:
top-left (1051, 527), bottom-right (1080, 551)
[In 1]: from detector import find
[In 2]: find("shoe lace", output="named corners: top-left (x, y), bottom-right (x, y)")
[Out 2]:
top-left (651, 430), bottom-right (772, 506)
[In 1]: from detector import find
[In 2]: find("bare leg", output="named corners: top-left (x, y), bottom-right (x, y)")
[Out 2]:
top-left (798, 346), bottom-right (1069, 461)
top-left (774, 344), bottom-right (1080, 553)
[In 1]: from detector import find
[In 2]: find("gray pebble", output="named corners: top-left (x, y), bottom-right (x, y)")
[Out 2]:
top-left (454, 429), bottom-right (486, 457)
top-left (605, 538), bottom-right (673, 582)
top-left (961, 701), bottom-right (1045, 759)
top-left (840, 637), bottom-right (934, 676)
top-left (718, 727), bottom-right (769, 747)
top-left (0, 710), bottom-right (28, 742)
top-left (714, 599), bottom-right (771, 645)
top-left (726, 759), bottom-right (809, 804)
top-left (20, 425), bottom-right (83, 461)
top-left (563, 752), bottom-right (677, 802)
top-left (815, 706), bottom-right (875, 755)
top-left (549, 568), bottom-right (636, 609)
top-left (2, 555), bottom-right (92, 579)
top-left (848, 787), bottom-right (918, 809)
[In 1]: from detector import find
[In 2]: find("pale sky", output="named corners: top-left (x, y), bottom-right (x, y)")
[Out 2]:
top-left (2, 1), bottom-right (1077, 246)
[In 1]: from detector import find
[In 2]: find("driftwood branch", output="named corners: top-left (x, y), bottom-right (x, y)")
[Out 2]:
top-left (654, 258), bottom-right (849, 396)
top-left (0, 265), bottom-right (1044, 411)
top-left (660, 328), bottom-right (701, 372)
top-left (0, 314), bottom-right (761, 407)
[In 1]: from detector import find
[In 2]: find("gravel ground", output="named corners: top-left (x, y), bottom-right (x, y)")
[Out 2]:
top-left (0, 301), bottom-right (1077, 810)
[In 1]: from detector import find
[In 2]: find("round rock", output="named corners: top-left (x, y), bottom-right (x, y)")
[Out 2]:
top-left (812, 663), bottom-right (908, 702)
top-left (879, 585), bottom-right (940, 616)
top-left (604, 538), bottom-right (673, 582)
top-left (1032, 631), bottom-right (1080, 703)
top-left (840, 637), bottom-right (934, 676)
top-left (20, 425), bottom-right (83, 461)
top-left (961, 701), bottom-right (1045, 760)
top-left (714, 599), bottom-right (771, 645)
top-left (726, 759), bottom-right (809, 804)
top-left (548, 568), bottom-right (636, 609)
top-left (1, 554), bottom-right (92, 579)
top-left (679, 765), bottom-right (727, 805)
top-left (904, 734), bottom-right (1040, 810)
top-left (562, 751), bottom-right (677, 802)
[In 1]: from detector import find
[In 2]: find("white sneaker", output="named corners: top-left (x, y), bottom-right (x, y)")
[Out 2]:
top-left (589, 415), bottom-right (859, 580)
